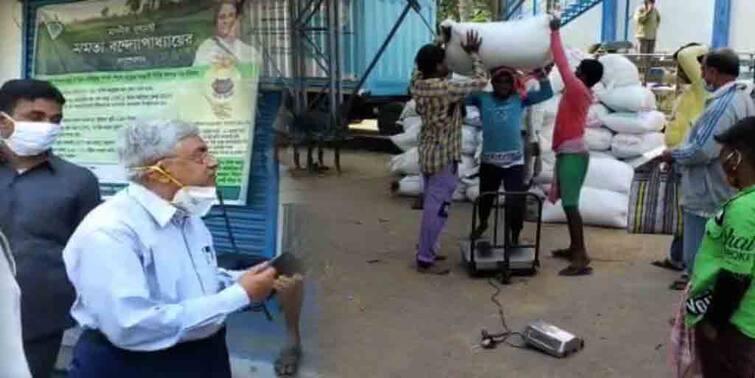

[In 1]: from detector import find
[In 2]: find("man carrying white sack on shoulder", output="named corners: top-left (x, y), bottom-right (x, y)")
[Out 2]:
top-left (410, 30), bottom-right (488, 275)
top-left (548, 16), bottom-right (605, 276)
top-left (62, 119), bottom-right (278, 377)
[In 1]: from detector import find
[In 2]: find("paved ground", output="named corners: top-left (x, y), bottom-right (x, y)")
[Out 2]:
top-left (280, 150), bottom-right (683, 378)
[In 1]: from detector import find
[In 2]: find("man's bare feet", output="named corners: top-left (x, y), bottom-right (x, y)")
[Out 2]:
top-left (559, 254), bottom-right (592, 276)
top-left (274, 345), bottom-right (302, 377)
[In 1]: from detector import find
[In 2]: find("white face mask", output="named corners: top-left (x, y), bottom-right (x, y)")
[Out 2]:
top-left (172, 185), bottom-right (217, 217)
top-left (0, 112), bottom-right (62, 156)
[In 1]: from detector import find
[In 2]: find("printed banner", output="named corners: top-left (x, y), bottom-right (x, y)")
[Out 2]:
top-left (33, 0), bottom-right (260, 203)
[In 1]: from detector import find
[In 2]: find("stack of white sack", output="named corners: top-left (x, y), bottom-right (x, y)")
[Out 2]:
top-left (391, 101), bottom-right (484, 201)
top-left (590, 54), bottom-right (667, 160)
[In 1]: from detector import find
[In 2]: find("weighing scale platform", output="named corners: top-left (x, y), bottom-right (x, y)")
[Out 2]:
top-left (460, 239), bottom-right (538, 274)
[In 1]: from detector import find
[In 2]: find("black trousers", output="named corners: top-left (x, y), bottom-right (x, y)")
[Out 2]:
top-left (478, 163), bottom-right (526, 237)
top-left (24, 332), bottom-right (64, 378)
top-left (696, 323), bottom-right (755, 378)
top-left (68, 328), bottom-right (231, 378)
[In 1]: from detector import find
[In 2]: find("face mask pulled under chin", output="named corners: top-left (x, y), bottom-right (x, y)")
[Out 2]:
top-left (136, 164), bottom-right (217, 217)
top-left (172, 185), bottom-right (218, 217)
top-left (0, 112), bottom-right (62, 156)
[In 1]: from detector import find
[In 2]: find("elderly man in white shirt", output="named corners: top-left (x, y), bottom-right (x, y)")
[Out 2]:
top-left (0, 228), bottom-right (32, 378)
top-left (62, 120), bottom-right (277, 377)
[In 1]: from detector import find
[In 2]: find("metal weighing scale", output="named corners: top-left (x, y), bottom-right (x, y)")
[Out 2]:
top-left (460, 191), bottom-right (543, 283)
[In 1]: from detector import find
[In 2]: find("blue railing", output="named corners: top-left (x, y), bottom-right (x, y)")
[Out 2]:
top-left (560, 0), bottom-right (603, 26)
top-left (507, 0), bottom-right (602, 25)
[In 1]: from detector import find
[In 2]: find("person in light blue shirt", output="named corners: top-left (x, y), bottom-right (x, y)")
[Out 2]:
top-left (468, 66), bottom-right (553, 242)
top-left (62, 120), bottom-right (278, 377)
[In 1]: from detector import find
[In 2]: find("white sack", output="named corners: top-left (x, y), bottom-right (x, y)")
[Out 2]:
top-left (529, 185), bottom-right (547, 199)
top-left (623, 146), bottom-right (666, 169)
top-left (474, 142), bottom-right (483, 163)
top-left (461, 175), bottom-right (479, 187)
top-left (598, 54), bottom-right (641, 89)
top-left (453, 183), bottom-right (468, 202)
top-left (540, 95), bottom-right (560, 128)
top-left (441, 16), bottom-right (552, 74)
top-left (475, 127), bottom-right (484, 146)
top-left (462, 126), bottom-right (479, 155)
top-left (396, 175), bottom-right (423, 197)
top-left (459, 155), bottom-right (477, 177)
top-left (542, 187), bottom-right (629, 228)
top-left (584, 157), bottom-right (634, 194)
top-left (467, 185), bottom-right (480, 202)
top-left (399, 100), bottom-right (418, 120)
top-left (389, 147), bottom-right (420, 175)
top-left (465, 106), bottom-right (482, 127)
top-left (397, 116), bottom-right (422, 132)
top-left (611, 132), bottom-right (666, 159)
top-left (390, 129), bottom-right (420, 152)
top-left (533, 155), bottom-right (554, 185)
top-left (585, 127), bottom-right (614, 151)
top-left (589, 150), bottom-right (614, 160)
top-left (601, 111), bottom-right (666, 134)
top-left (586, 103), bottom-right (609, 128)
top-left (597, 85), bottom-right (657, 112)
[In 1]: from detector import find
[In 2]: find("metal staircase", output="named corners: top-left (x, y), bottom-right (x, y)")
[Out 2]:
top-left (504, 0), bottom-right (603, 25)
top-left (559, 0), bottom-right (603, 26)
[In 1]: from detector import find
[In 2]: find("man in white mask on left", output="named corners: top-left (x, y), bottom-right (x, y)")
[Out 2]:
top-left (62, 119), bottom-right (278, 377)
top-left (0, 79), bottom-right (101, 377)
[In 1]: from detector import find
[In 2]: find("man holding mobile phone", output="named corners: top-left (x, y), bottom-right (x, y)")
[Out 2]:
top-left (63, 120), bottom-right (277, 377)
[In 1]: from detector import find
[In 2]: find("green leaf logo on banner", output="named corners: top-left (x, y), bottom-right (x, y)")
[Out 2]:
top-left (45, 21), bottom-right (64, 40)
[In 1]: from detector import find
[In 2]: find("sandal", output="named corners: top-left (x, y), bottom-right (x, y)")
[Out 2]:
top-left (274, 345), bottom-right (302, 377)
top-left (651, 259), bottom-right (683, 272)
top-left (559, 265), bottom-right (593, 276)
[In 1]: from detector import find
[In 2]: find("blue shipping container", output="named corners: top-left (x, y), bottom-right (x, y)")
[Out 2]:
top-left (249, 0), bottom-right (436, 98)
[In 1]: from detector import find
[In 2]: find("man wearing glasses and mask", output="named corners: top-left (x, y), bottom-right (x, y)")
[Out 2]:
top-left (62, 120), bottom-right (280, 377)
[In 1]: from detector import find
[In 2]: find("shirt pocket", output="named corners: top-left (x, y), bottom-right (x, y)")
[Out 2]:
top-left (146, 239), bottom-right (186, 303)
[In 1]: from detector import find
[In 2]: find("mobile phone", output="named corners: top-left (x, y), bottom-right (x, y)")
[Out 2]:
top-left (268, 252), bottom-right (299, 276)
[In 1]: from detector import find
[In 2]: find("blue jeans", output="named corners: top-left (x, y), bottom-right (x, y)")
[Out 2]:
top-left (682, 211), bottom-right (708, 276)
top-left (667, 235), bottom-right (684, 270)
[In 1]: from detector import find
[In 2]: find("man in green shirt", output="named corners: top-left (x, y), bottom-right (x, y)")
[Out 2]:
top-left (634, 0), bottom-right (661, 81)
top-left (684, 116), bottom-right (755, 376)
top-left (634, 0), bottom-right (660, 53)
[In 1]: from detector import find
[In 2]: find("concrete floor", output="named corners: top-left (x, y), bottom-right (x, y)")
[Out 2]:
top-left (280, 150), bottom-right (682, 378)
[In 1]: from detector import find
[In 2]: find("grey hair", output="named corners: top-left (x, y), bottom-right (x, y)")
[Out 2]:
top-left (117, 119), bottom-right (200, 181)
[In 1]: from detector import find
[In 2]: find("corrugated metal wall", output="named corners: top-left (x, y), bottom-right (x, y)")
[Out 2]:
top-left (204, 90), bottom-right (281, 258)
top-left (246, 0), bottom-right (435, 97)
top-left (355, 0), bottom-right (436, 96)
top-left (245, 0), bottom-right (358, 82)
